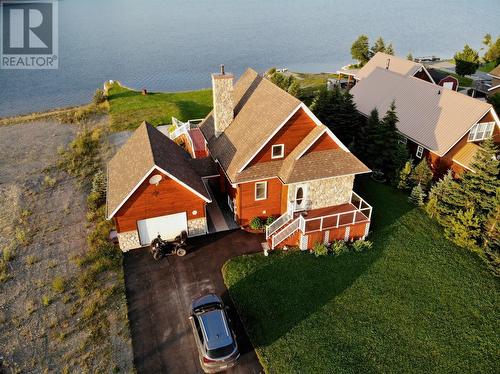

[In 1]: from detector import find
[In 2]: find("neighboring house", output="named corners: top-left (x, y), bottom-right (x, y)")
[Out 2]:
top-left (198, 67), bottom-right (372, 250)
top-left (333, 52), bottom-right (435, 90)
top-left (106, 122), bottom-right (218, 251)
top-left (107, 66), bottom-right (374, 252)
top-left (427, 68), bottom-right (459, 91)
top-left (355, 52), bottom-right (435, 83)
top-left (487, 64), bottom-right (500, 96)
top-left (350, 55), bottom-right (500, 176)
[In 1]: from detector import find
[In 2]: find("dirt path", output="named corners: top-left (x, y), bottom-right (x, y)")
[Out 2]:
top-left (0, 117), bottom-right (133, 372)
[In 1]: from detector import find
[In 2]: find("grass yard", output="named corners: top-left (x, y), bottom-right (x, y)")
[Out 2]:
top-left (478, 61), bottom-right (497, 73)
top-left (106, 82), bottom-right (212, 131)
top-left (223, 179), bottom-right (499, 373)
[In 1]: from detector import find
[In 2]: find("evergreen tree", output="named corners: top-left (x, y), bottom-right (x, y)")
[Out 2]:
top-left (370, 37), bottom-right (386, 56)
top-left (310, 87), bottom-right (335, 126)
top-left (287, 81), bottom-right (301, 98)
top-left (410, 159), bottom-right (433, 190)
top-left (460, 139), bottom-right (499, 217)
top-left (356, 108), bottom-right (382, 168)
top-left (488, 93), bottom-right (500, 115)
top-left (406, 52), bottom-right (414, 61)
top-left (454, 44), bottom-right (480, 76)
top-left (398, 160), bottom-right (413, 190)
top-left (445, 208), bottom-right (481, 248)
top-left (379, 101), bottom-right (407, 181)
top-left (351, 35), bottom-right (370, 66)
top-left (426, 171), bottom-right (462, 223)
top-left (483, 189), bottom-right (500, 251)
top-left (311, 87), bottom-right (360, 145)
top-left (409, 183), bottom-right (426, 206)
top-left (385, 43), bottom-right (395, 56)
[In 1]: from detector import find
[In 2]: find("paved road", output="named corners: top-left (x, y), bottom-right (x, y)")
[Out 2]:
top-left (124, 230), bottom-right (264, 374)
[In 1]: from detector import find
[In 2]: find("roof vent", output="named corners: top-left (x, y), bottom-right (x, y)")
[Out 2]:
top-left (437, 89), bottom-right (441, 95)
top-left (220, 64), bottom-right (225, 75)
top-left (386, 58), bottom-right (391, 70)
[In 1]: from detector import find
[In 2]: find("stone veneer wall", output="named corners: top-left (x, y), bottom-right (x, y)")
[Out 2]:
top-left (188, 218), bottom-right (207, 237)
top-left (117, 230), bottom-right (140, 252)
top-left (288, 175), bottom-right (355, 210)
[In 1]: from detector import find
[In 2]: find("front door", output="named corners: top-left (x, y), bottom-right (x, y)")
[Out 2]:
top-left (294, 184), bottom-right (308, 212)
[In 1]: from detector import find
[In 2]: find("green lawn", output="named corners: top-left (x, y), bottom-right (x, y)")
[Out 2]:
top-left (106, 83), bottom-right (213, 132)
top-left (223, 179), bottom-right (499, 373)
top-left (478, 61), bottom-right (497, 73)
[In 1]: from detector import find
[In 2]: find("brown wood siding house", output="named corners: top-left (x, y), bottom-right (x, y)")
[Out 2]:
top-left (351, 54), bottom-right (500, 178)
top-left (200, 67), bottom-right (372, 250)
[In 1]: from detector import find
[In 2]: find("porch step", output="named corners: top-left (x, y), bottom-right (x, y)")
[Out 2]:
top-left (261, 242), bottom-right (270, 251)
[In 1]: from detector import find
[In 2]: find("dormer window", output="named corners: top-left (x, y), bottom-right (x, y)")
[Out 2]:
top-left (271, 144), bottom-right (284, 159)
top-left (468, 122), bottom-right (495, 142)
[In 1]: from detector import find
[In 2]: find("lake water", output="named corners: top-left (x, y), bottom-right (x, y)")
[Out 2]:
top-left (1, 0), bottom-right (499, 117)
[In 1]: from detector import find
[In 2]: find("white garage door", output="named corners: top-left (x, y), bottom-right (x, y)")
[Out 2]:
top-left (137, 212), bottom-right (188, 245)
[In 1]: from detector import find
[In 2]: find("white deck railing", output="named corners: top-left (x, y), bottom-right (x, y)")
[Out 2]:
top-left (271, 216), bottom-right (305, 249)
top-left (266, 211), bottom-right (292, 239)
top-left (267, 191), bottom-right (372, 248)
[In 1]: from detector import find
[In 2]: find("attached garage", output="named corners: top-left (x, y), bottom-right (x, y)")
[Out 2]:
top-left (137, 213), bottom-right (188, 245)
top-left (106, 122), bottom-right (214, 252)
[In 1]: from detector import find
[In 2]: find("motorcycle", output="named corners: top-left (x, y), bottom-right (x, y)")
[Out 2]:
top-left (150, 231), bottom-right (188, 260)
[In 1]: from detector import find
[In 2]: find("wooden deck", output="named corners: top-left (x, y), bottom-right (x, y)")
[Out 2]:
top-left (297, 203), bottom-right (370, 233)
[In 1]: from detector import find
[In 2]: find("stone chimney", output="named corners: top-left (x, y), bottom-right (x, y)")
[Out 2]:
top-left (212, 64), bottom-right (234, 138)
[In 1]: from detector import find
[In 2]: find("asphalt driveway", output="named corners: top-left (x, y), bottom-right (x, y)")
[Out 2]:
top-left (123, 229), bottom-right (264, 374)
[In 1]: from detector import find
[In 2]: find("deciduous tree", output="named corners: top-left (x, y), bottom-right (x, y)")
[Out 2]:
top-left (454, 44), bottom-right (480, 76)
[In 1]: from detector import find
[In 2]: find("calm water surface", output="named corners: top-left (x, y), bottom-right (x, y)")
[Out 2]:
top-left (0, 0), bottom-right (499, 117)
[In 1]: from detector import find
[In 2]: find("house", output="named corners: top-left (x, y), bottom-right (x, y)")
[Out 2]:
top-left (350, 55), bottom-right (500, 176)
top-left (427, 68), bottom-right (459, 91)
top-left (198, 67), bottom-right (372, 250)
top-left (107, 66), bottom-right (373, 252)
top-left (487, 64), bottom-right (500, 96)
top-left (333, 52), bottom-right (435, 91)
top-left (106, 122), bottom-right (218, 251)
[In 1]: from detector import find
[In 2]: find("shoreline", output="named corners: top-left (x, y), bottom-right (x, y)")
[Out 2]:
top-left (0, 69), bottom-right (338, 122)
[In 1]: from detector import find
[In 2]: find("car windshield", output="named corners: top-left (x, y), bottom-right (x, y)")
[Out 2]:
top-left (207, 342), bottom-right (236, 359)
top-left (194, 302), bottom-right (222, 314)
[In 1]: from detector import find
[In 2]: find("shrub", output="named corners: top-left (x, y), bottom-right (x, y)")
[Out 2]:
top-left (26, 255), bottom-right (38, 266)
top-left (352, 239), bottom-right (373, 252)
top-left (3, 246), bottom-right (14, 262)
top-left (330, 240), bottom-right (348, 256)
top-left (52, 276), bottom-right (65, 293)
top-left (0, 259), bottom-right (9, 283)
top-left (93, 89), bottom-right (107, 105)
top-left (58, 127), bottom-right (102, 183)
top-left (43, 175), bottom-right (57, 188)
top-left (265, 216), bottom-right (276, 226)
top-left (313, 242), bottom-right (328, 257)
top-left (91, 169), bottom-right (107, 199)
top-left (15, 227), bottom-right (29, 245)
top-left (398, 160), bottom-right (413, 190)
top-left (249, 217), bottom-right (263, 230)
top-left (41, 295), bottom-right (52, 306)
top-left (409, 183), bottom-right (426, 206)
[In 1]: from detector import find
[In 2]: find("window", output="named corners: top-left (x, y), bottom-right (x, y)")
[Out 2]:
top-left (271, 144), bottom-right (284, 159)
top-left (255, 181), bottom-right (267, 200)
top-left (416, 145), bottom-right (424, 159)
top-left (468, 122), bottom-right (495, 142)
